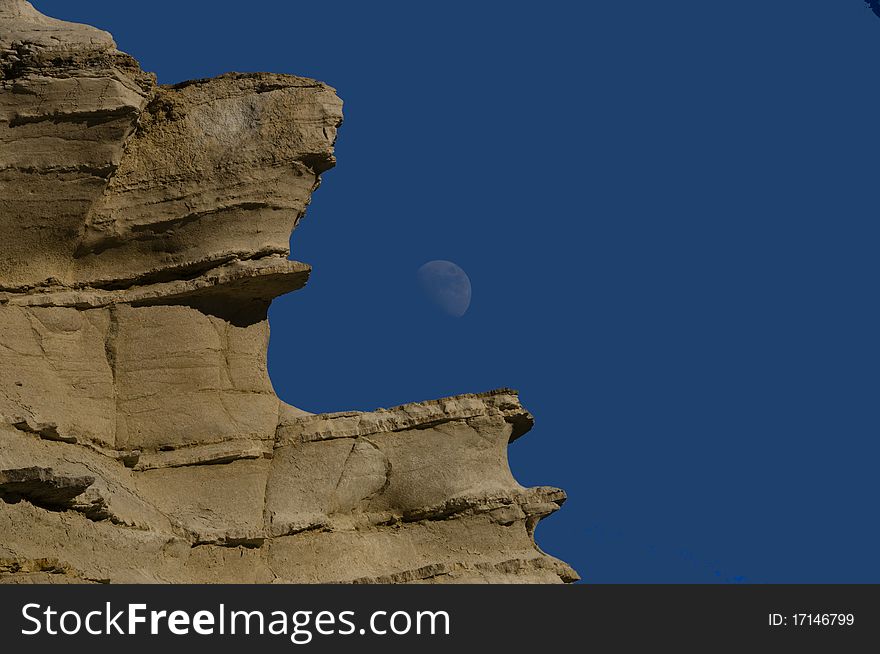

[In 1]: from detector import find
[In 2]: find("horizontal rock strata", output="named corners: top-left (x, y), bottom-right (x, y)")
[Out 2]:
top-left (0, 0), bottom-right (576, 584)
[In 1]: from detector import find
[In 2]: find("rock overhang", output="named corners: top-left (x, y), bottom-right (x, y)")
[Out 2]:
top-left (0, 0), bottom-right (577, 585)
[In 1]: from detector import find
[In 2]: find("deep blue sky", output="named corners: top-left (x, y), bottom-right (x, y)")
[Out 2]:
top-left (38, 1), bottom-right (880, 583)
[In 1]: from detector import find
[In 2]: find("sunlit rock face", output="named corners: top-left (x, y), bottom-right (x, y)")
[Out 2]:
top-left (0, 0), bottom-right (576, 584)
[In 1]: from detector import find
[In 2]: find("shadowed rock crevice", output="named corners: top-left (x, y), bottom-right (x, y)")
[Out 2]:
top-left (0, 0), bottom-right (576, 584)
top-left (0, 467), bottom-right (94, 510)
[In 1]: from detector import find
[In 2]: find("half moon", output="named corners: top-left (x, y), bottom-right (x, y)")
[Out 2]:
top-left (417, 260), bottom-right (472, 317)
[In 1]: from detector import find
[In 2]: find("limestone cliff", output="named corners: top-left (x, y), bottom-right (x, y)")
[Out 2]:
top-left (0, 0), bottom-right (577, 584)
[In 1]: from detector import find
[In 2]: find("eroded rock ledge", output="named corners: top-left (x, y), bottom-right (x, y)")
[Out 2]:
top-left (0, 0), bottom-right (576, 584)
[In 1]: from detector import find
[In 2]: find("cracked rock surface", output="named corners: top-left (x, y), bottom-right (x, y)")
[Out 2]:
top-left (0, 0), bottom-right (577, 584)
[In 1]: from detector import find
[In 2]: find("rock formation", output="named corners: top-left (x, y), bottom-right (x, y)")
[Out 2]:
top-left (0, 0), bottom-right (577, 584)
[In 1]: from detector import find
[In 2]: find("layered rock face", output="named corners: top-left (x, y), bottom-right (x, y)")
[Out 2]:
top-left (0, 1), bottom-right (576, 584)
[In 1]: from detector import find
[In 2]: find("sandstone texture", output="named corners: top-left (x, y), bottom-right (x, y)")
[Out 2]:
top-left (0, 1), bottom-right (576, 584)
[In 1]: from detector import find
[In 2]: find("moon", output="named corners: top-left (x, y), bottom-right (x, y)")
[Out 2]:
top-left (417, 260), bottom-right (472, 317)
